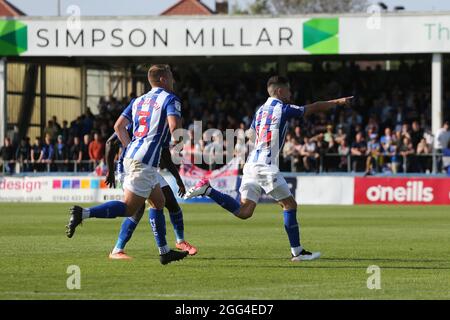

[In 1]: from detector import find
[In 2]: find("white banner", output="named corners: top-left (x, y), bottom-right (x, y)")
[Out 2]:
top-left (0, 176), bottom-right (123, 202)
top-left (2, 14), bottom-right (450, 57)
top-left (296, 176), bottom-right (354, 205)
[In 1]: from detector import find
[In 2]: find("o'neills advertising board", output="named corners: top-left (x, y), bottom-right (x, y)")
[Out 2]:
top-left (354, 177), bottom-right (450, 205)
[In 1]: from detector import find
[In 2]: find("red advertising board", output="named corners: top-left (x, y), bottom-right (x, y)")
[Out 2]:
top-left (354, 177), bottom-right (450, 205)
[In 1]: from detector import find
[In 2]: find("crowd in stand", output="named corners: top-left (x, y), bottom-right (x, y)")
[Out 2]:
top-left (1, 61), bottom-right (450, 175)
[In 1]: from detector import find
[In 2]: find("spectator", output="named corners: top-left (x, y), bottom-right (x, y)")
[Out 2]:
top-left (282, 133), bottom-right (300, 172)
top-left (15, 137), bottom-right (31, 172)
top-left (410, 120), bottom-right (424, 150)
top-left (351, 132), bottom-right (367, 172)
top-left (416, 137), bottom-right (432, 173)
top-left (435, 121), bottom-right (450, 172)
top-left (82, 134), bottom-right (91, 171)
top-left (69, 136), bottom-right (83, 171)
top-left (365, 133), bottom-right (381, 176)
top-left (60, 120), bottom-right (70, 143)
top-left (398, 136), bottom-right (415, 172)
top-left (337, 139), bottom-right (350, 171)
top-left (301, 136), bottom-right (319, 173)
top-left (43, 120), bottom-right (58, 142)
top-left (443, 140), bottom-right (450, 176)
top-left (31, 137), bottom-right (43, 172)
top-left (88, 132), bottom-right (105, 164)
top-left (0, 137), bottom-right (15, 174)
top-left (41, 134), bottom-right (55, 171)
top-left (55, 135), bottom-right (69, 172)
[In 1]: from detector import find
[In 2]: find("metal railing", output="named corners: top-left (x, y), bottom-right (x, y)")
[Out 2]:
top-left (0, 153), bottom-right (447, 175)
top-left (0, 159), bottom-right (103, 174)
top-left (281, 153), bottom-right (444, 174)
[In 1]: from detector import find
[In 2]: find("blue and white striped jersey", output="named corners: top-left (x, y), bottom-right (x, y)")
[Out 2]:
top-left (247, 97), bottom-right (305, 166)
top-left (121, 87), bottom-right (180, 167)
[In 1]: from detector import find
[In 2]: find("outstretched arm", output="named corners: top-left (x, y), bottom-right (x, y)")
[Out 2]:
top-left (160, 147), bottom-right (186, 197)
top-left (304, 96), bottom-right (354, 117)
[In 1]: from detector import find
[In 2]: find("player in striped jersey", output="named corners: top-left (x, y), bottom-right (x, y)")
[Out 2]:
top-left (66, 65), bottom-right (189, 265)
top-left (104, 123), bottom-right (198, 260)
top-left (184, 76), bottom-right (352, 262)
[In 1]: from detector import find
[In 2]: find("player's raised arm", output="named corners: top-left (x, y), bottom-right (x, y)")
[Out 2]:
top-left (304, 96), bottom-right (354, 117)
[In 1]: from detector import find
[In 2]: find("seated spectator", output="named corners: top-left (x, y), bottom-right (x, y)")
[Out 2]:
top-left (301, 136), bottom-right (319, 173)
top-left (338, 139), bottom-right (350, 171)
top-left (351, 132), bottom-right (367, 172)
top-left (398, 136), bottom-right (415, 172)
top-left (365, 133), bottom-right (381, 176)
top-left (0, 137), bottom-right (15, 174)
top-left (282, 133), bottom-right (300, 172)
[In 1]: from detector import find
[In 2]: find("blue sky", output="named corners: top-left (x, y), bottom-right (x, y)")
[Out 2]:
top-left (7, 0), bottom-right (450, 16)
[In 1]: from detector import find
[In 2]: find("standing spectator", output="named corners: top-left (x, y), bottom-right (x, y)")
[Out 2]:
top-left (43, 120), bottom-right (58, 142)
top-left (55, 135), bottom-right (69, 172)
top-left (41, 134), bottom-right (55, 172)
top-left (350, 132), bottom-right (367, 172)
top-left (60, 120), bottom-right (70, 143)
top-left (82, 134), bottom-right (91, 171)
top-left (416, 138), bottom-right (432, 173)
top-left (398, 136), bottom-right (415, 172)
top-left (0, 137), bottom-right (15, 174)
top-left (15, 137), bottom-right (31, 172)
top-left (443, 140), bottom-right (450, 176)
top-left (31, 137), bottom-right (43, 172)
top-left (435, 121), bottom-right (450, 172)
top-left (88, 132), bottom-right (105, 165)
top-left (70, 136), bottom-right (83, 172)
top-left (410, 120), bottom-right (424, 150)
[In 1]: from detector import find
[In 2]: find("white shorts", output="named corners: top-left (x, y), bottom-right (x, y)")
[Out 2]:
top-left (123, 158), bottom-right (159, 198)
top-left (157, 172), bottom-right (169, 188)
top-left (239, 163), bottom-right (292, 203)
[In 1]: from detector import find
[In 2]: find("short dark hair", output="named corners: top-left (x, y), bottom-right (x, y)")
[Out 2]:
top-left (267, 75), bottom-right (290, 89)
top-left (148, 64), bottom-right (171, 84)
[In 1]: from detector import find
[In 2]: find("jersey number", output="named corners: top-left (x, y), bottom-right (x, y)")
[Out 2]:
top-left (134, 111), bottom-right (151, 138)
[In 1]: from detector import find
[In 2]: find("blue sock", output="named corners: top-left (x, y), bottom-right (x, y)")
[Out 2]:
top-left (208, 188), bottom-right (240, 215)
top-left (149, 208), bottom-right (169, 254)
top-left (114, 217), bottom-right (138, 251)
top-left (169, 210), bottom-right (184, 242)
top-left (87, 201), bottom-right (126, 218)
top-left (283, 209), bottom-right (301, 249)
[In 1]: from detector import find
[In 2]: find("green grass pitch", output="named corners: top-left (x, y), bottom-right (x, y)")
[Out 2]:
top-left (0, 203), bottom-right (449, 300)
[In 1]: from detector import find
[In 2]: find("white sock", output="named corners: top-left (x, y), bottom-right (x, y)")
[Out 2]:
top-left (291, 246), bottom-right (303, 257)
top-left (112, 247), bottom-right (123, 254)
top-left (82, 208), bottom-right (90, 220)
top-left (159, 245), bottom-right (170, 255)
top-left (205, 186), bottom-right (212, 196)
top-left (176, 239), bottom-right (185, 244)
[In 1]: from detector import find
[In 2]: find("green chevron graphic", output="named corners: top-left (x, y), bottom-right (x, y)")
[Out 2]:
top-left (303, 18), bottom-right (339, 54)
top-left (0, 20), bottom-right (27, 56)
